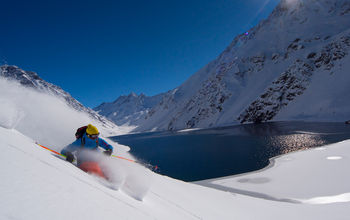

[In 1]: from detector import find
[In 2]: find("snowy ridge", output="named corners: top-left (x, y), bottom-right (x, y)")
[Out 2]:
top-left (0, 65), bottom-right (117, 130)
top-left (94, 92), bottom-right (164, 126)
top-left (133, 0), bottom-right (350, 132)
top-left (0, 78), bottom-right (133, 150)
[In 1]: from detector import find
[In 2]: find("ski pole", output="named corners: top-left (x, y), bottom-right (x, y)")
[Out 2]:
top-left (111, 154), bottom-right (136, 162)
top-left (36, 142), bottom-right (66, 158)
top-left (35, 143), bottom-right (159, 170)
top-left (112, 154), bottom-right (159, 171)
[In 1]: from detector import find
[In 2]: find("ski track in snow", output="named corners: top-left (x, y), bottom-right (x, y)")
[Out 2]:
top-left (196, 181), bottom-right (301, 204)
top-left (196, 139), bottom-right (350, 207)
top-left (150, 191), bottom-right (202, 219)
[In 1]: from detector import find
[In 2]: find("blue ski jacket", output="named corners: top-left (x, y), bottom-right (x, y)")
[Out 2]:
top-left (61, 133), bottom-right (113, 155)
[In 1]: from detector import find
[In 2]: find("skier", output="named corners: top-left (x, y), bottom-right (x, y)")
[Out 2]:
top-left (61, 124), bottom-right (114, 178)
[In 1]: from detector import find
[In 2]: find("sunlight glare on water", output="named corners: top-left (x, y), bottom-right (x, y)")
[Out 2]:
top-left (268, 134), bottom-right (326, 155)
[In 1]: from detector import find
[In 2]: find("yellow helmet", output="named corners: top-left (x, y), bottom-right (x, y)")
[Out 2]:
top-left (86, 124), bottom-right (99, 135)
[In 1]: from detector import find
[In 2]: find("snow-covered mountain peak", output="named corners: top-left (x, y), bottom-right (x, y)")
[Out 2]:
top-left (278, 0), bottom-right (304, 10)
top-left (94, 92), bottom-right (164, 126)
top-left (128, 92), bottom-right (138, 98)
top-left (269, 0), bottom-right (350, 26)
top-left (1, 65), bottom-right (42, 87)
top-left (275, 0), bottom-right (347, 15)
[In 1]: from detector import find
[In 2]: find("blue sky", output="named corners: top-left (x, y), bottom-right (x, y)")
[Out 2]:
top-left (0, 0), bottom-right (279, 107)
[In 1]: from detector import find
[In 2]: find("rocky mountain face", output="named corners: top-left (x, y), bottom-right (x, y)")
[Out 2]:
top-left (239, 34), bottom-right (350, 123)
top-left (131, 0), bottom-right (350, 132)
top-left (94, 92), bottom-right (164, 126)
top-left (0, 65), bottom-right (117, 129)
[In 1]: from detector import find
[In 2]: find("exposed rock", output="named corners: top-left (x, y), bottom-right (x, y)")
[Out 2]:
top-left (238, 60), bottom-right (314, 123)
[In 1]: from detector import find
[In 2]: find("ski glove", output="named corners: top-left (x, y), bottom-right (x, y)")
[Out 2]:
top-left (103, 149), bottom-right (113, 156)
top-left (65, 151), bottom-right (74, 163)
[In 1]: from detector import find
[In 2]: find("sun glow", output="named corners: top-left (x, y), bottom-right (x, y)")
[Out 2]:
top-left (284, 0), bottom-right (300, 6)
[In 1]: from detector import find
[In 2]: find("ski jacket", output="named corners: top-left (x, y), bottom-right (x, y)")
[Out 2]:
top-left (61, 133), bottom-right (113, 155)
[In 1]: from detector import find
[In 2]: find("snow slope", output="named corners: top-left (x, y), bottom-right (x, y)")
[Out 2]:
top-left (2, 115), bottom-right (350, 219)
top-left (0, 78), bottom-right (131, 151)
top-left (197, 139), bottom-right (350, 206)
top-left (133, 0), bottom-right (350, 132)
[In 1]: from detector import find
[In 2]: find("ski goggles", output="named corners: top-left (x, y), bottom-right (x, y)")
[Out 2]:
top-left (87, 134), bottom-right (99, 139)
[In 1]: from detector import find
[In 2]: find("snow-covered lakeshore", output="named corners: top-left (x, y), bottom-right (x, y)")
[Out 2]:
top-left (196, 139), bottom-right (350, 205)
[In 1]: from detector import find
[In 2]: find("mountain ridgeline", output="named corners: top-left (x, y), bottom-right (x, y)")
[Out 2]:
top-left (0, 65), bottom-right (117, 130)
top-left (99, 0), bottom-right (349, 132)
top-left (94, 92), bottom-right (164, 126)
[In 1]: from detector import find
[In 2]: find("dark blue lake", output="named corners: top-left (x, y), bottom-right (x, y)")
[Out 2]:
top-left (111, 122), bottom-right (350, 182)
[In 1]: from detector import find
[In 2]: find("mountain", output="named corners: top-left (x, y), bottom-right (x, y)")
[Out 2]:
top-left (94, 92), bottom-right (164, 126)
top-left (0, 65), bottom-right (117, 130)
top-left (133, 0), bottom-right (350, 132)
